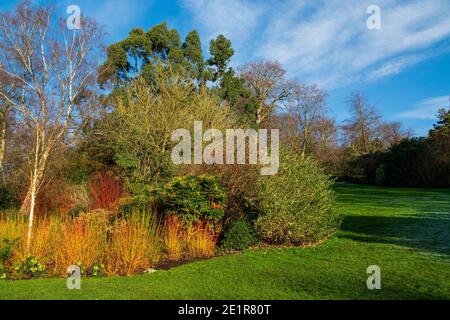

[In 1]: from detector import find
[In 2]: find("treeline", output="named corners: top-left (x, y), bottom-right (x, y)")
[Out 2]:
top-left (348, 109), bottom-right (450, 187)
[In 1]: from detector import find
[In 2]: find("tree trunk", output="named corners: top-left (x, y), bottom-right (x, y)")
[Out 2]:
top-left (256, 100), bottom-right (264, 126)
top-left (23, 158), bottom-right (47, 254)
top-left (301, 126), bottom-right (308, 159)
top-left (22, 126), bottom-right (49, 254)
top-left (0, 110), bottom-right (6, 185)
top-left (26, 172), bottom-right (38, 253)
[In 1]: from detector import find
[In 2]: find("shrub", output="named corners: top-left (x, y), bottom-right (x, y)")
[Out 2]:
top-left (105, 209), bottom-right (162, 276)
top-left (105, 68), bottom-right (238, 185)
top-left (0, 210), bottom-right (163, 278)
top-left (13, 219), bottom-right (57, 264)
top-left (221, 220), bottom-right (259, 251)
top-left (90, 262), bottom-right (105, 278)
top-left (32, 181), bottom-right (90, 217)
top-left (255, 148), bottom-right (341, 244)
top-left (163, 216), bottom-right (217, 260)
top-left (88, 171), bottom-right (123, 212)
top-left (118, 193), bottom-right (158, 216)
top-left (186, 223), bottom-right (216, 258)
top-left (0, 238), bottom-right (18, 260)
top-left (53, 214), bottom-right (108, 276)
top-left (14, 256), bottom-right (46, 279)
top-left (164, 215), bottom-right (183, 260)
top-left (159, 175), bottom-right (227, 226)
top-left (0, 186), bottom-right (19, 210)
top-left (0, 238), bottom-right (19, 279)
top-left (182, 164), bottom-right (261, 224)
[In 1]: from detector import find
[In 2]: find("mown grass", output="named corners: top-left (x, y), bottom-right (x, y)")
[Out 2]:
top-left (1, 183), bottom-right (449, 300)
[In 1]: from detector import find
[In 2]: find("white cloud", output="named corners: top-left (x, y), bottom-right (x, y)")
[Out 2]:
top-left (398, 95), bottom-right (450, 120)
top-left (180, 0), bottom-right (266, 44)
top-left (257, 0), bottom-right (450, 87)
top-left (365, 54), bottom-right (428, 82)
top-left (181, 0), bottom-right (450, 88)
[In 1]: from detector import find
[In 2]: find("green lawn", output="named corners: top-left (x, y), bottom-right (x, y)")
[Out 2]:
top-left (1, 183), bottom-right (449, 300)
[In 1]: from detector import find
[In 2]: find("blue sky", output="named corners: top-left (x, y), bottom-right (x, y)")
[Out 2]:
top-left (1, 0), bottom-right (450, 136)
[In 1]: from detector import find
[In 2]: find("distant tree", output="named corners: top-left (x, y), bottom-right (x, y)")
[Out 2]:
top-left (428, 107), bottom-right (450, 181)
top-left (284, 83), bottom-right (327, 158)
top-left (378, 121), bottom-right (412, 148)
top-left (342, 93), bottom-right (382, 156)
top-left (99, 26), bottom-right (238, 101)
top-left (208, 35), bottom-right (234, 82)
top-left (216, 69), bottom-right (258, 124)
top-left (239, 61), bottom-right (289, 126)
top-left (313, 116), bottom-right (343, 174)
top-left (98, 22), bottom-right (183, 87)
top-left (429, 107), bottom-right (450, 138)
top-left (182, 30), bottom-right (209, 87)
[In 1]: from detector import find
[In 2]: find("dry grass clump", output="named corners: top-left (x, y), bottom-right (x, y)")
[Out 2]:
top-left (0, 206), bottom-right (218, 279)
top-left (0, 209), bottom-right (163, 277)
top-left (105, 211), bottom-right (162, 276)
top-left (163, 216), bottom-right (217, 260)
top-left (186, 223), bottom-right (216, 258)
top-left (164, 215), bottom-right (183, 260)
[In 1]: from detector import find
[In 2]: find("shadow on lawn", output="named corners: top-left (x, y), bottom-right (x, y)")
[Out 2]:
top-left (340, 214), bottom-right (450, 257)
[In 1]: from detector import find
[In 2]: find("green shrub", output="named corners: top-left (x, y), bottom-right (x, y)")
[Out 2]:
top-left (90, 262), bottom-right (105, 278)
top-left (0, 186), bottom-right (19, 210)
top-left (14, 256), bottom-right (46, 279)
top-left (256, 148), bottom-right (341, 244)
top-left (0, 238), bottom-right (19, 279)
top-left (221, 220), bottom-right (259, 251)
top-left (0, 238), bottom-right (18, 261)
top-left (159, 175), bottom-right (227, 226)
top-left (0, 264), bottom-right (7, 279)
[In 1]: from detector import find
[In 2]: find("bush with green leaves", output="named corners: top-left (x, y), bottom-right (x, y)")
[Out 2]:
top-left (159, 175), bottom-right (227, 226)
top-left (221, 220), bottom-right (259, 251)
top-left (14, 256), bottom-right (46, 279)
top-left (256, 148), bottom-right (341, 244)
top-left (0, 186), bottom-right (19, 210)
top-left (0, 238), bottom-right (19, 279)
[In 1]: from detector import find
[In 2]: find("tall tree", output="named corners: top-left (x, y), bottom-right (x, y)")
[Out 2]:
top-left (342, 93), bottom-right (382, 156)
top-left (99, 22), bottom-right (182, 87)
top-left (285, 83), bottom-right (327, 158)
top-left (208, 34), bottom-right (234, 82)
top-left (378, 121), bottom-right (411, 148)
top-left (182, 30), bottom-right (208, 86)
top-left (0, 70), bottom-right (10, 184)
top-left (428, 107), bottom-right (450, 168)
top-left (0, 1), bottom-right (103, 251)
top-left (429, 107), bottom-right (450, 138)
top-left (216, 68), bottom-right (257, 124)
top-left (239, 60), bottom-right (289, 126)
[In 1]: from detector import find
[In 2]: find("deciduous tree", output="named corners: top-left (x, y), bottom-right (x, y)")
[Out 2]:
top-left (239, 61), bottom-right (289, 126)
top-left (0, 1), bottom-right (103, 251)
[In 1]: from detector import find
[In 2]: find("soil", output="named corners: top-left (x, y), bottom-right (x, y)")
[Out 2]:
top-left (153, 256), bottom-right (214, 270)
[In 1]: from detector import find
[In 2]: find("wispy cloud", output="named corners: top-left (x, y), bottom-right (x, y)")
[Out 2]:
top-left (179, 0), bottom-right (267, 64)
top-left (180, 0), bottom-right (265, 42)
top-left (181, 0), bottom-right (450, 88)
top-left (398, 95), bottom-right (450, 120)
